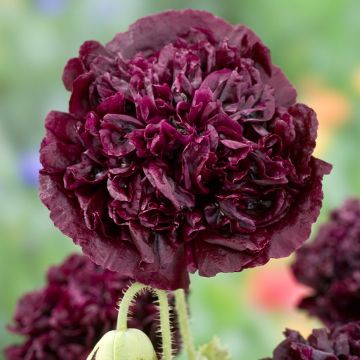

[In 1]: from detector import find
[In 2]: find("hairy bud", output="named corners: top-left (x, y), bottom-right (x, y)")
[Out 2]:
top-left (87, 329), bottom-right (157, 360)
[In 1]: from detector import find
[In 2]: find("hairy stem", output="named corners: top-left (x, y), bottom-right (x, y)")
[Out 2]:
top-left (116, 282), bottom-right (174, 360)
top-left (174, 289), bottom-right (197, 360)
top-left (116, 282), bottom-right (148, 331)
top-left (155, 289), bottom-right (173, 360)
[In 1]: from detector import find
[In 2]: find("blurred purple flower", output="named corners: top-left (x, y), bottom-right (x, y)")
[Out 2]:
top-left (19, 151), bottom-right (41, 187)
top-left (4, 253), bottom-right (181, 360)
top-left (264, 322), bottom-right (360, 359)
top-left (293, 198), bottom-right (360, 325)
top-left (36, 0), bottom-right (67, 15)
top-left (89, 0), bottom-right (123, 19)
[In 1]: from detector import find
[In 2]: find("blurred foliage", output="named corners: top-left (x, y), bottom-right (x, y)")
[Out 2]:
top-left (1, 0), bottom-right (360, 359)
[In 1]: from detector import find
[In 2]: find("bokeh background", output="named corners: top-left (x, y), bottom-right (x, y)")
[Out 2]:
top-left (1, 0), bottom-right (360, 359)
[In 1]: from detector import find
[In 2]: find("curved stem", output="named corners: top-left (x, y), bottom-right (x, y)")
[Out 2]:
top-left (116, 282), bottom-right (148, 331)
top-left (116, 283), bottom-right (174, 360)
top-left (174, 289), bottom-right (197, 360)
top-left (155, 289), bottom-right (173, 360)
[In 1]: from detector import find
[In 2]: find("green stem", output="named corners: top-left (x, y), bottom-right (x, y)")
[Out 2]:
top-left (174, 289), bottom-right (197, 360)
top-left (116, 283), bottom-right (174, 360)
top-left (155, 289), bottom-right (173, 360)
top-left (116, 282), bottom-right (148, 331)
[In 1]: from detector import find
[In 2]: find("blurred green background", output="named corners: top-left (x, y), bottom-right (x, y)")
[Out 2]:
top-left (1, 0), bottom-right (360, 359)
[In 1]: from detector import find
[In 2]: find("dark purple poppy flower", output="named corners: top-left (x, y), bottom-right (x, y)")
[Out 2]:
top-left (4, 254), bottom-right (180, 360)
top-left (264, 322), bottom-right (360, 360)
top-left (39, 9), bottom-right (331, 290)
top-left (292, 198), bottom-right (360, 326)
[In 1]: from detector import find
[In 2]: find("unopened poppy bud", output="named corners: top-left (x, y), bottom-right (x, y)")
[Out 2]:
top-left (87, 329), bottom-right (157, 360)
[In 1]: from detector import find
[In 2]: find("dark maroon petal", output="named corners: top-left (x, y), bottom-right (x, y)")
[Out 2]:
top-left (226, 25), bottom-right (271, 72)
top-left (69, 72), bottom-right (95, 115)
top-left (143, 162), bottom-right (195, 210)
top-left (96, 93), bottom-right (125, 116)
top-left (40, 175), bottom-right (140, 276)
top-left (44, 111), bottom-right (81, 144)
top-left (40, 135), bottom-right (82, 173)
top-left (269, 158), bottom-right (331, 259)
top-left (99, 128), bottom-right (135, 156)
top-left (106, 10), bottom-right (232, 58)
top-left (128, 221), bottom-right (155, 264)
top-left (266, 65), bottom-right (297, 107)
top-left (138, 236), bottom-right (190, 290)
top-left (62, 58), bottom-right (85, 91)
top-left (181, 136), bottom-right (211, 193)
top-left (226, 24), bottom-right (297, 107)
top-left (194, 238), bottom-right (262, 277)
top-left (288, 104), bottom-right (318, 176)
top-left (64, 159), bottom-right (107, 190)
top-left (79, 40), bottom-right (111, 68)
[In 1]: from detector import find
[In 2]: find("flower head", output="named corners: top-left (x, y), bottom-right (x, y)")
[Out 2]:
top-left (293, 198), bottom-right (360, 325)
top-left (39, 9), bottom-right (331, 290)
top-left (4, 254), bottom-right (179, 360)
top-left (264, 322), bottom-right (360, 360)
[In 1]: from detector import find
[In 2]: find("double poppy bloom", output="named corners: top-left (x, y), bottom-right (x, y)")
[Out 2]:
top-left (39, 9), bottom-right (330, 291)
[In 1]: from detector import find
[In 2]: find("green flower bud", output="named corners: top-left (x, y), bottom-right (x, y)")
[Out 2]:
top-left (87, 329), bottom-right (158, 360)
